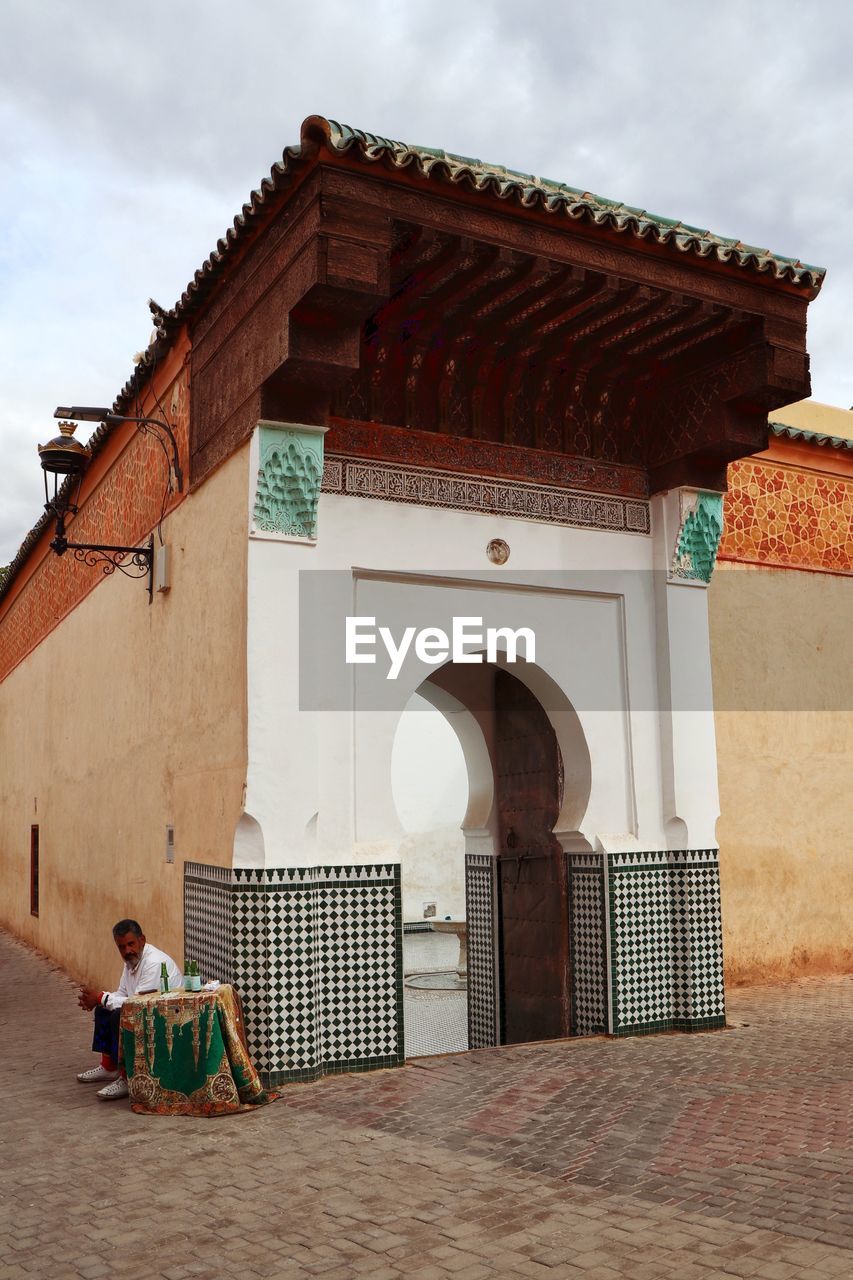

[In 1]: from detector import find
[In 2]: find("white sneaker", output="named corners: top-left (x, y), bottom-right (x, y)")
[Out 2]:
top-left (77, 1065), bottom-right (119, 1084)
top-left (96, 1076), bottom-right (129, 1101)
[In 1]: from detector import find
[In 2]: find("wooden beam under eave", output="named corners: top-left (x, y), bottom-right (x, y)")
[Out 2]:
top-left (508, 274), bottom-right (617, 362)
top-left (321, 168), bottom-right (819, 323)
top-left (190, 220), bottom-right (391, 485)
top-left (643, 328), bottom-right (812, 493)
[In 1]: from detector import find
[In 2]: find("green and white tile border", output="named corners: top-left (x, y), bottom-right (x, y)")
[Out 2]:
top-left (186, 850), bottom-right (724, 1084)
top-left (608, 849), bottom-right (726, 1034)
top-left (567, 848), bottom-right (726, 1036)
top-left (465, 852), bottom-right (500, 1049)
top-left (567, 853), bottom-right (610, 1036)
top-left (184, 862), bottom-right (404, 1085)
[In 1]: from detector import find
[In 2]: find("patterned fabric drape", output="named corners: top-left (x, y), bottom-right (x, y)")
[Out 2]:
top-left (120, 986), bottom-right (276, 1116)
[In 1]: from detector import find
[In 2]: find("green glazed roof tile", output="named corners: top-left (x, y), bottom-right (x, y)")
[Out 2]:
top-left (152, 115), bottom-right (825, 357)
top-left (316, 118), bottom-right (826, 288)
top-left (769, 422), bottom-right (853, 452)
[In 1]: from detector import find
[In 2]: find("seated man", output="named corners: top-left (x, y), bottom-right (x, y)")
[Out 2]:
top-left (77, 919), bottom-right (183, 1100)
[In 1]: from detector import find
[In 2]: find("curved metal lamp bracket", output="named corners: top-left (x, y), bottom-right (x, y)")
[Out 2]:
top-left (53, 406), bottom-right (184, 493)
top-left (51, 530), bottom-right (154, 602)
top-left (45, 405), bottom-right (181, 602)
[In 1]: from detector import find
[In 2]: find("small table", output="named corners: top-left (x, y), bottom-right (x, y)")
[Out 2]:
top-left (120, 985), bottom-right (273, 1116)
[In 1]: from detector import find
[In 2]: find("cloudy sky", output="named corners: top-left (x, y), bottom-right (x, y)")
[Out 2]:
top-left (1, 0), bottom-right (851, 563)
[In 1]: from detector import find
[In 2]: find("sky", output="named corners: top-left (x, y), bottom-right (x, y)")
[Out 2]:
top-left (1, 0), bottom-right (851, 564)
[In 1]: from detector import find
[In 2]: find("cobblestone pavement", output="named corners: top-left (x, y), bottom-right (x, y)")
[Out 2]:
top-left (1, 928), bottom-right (850, 1280)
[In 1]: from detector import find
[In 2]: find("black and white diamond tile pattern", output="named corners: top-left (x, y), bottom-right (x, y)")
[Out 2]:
top-left (267, 883), bottom-right (317, 1074)
top-left (608, 850), bottom-right (725, 1034)
top-left (316, 881), bottom-right (401, 1067)
top-left (232, 886), bottom-right (270, 1072)
top-left (185, 849), bottom-right (723, 1068)
top-left (567, 855), bottom-right (608, 1036)
top-left (184, 862), bottom-right (403, 1084)
top-left (465, 853), bottom-right (497, 1049)
top-left (183, 862), bottom-right (234, 987)
top-left (683, 863), bottom-right (725, 1021)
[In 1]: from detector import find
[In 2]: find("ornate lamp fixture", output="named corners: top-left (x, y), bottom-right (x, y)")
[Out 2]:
top-left (37, 406), bottom-right (183, 601)
top-left (53, 406), bottom-right (183, 493)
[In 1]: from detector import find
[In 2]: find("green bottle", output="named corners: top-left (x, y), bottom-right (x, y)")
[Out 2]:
top-left (159, 962), bottom-right (169, 994)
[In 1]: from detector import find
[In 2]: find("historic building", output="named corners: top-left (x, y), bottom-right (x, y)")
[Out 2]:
top-left (0, 117), bottom-right (827, 1083)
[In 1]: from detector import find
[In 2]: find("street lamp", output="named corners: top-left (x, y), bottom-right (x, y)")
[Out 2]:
top-left (53, 406), bottom-right (183, 493)
top-left (37, 406), bottom-right (183, 602)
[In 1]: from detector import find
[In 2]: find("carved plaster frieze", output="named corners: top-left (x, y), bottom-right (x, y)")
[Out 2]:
top-left (250, 422), bottom-right (327, 542)
top-left (321, 453), bottom-right (650, 535)
top-left (670, 489), bottom-right (724, 584)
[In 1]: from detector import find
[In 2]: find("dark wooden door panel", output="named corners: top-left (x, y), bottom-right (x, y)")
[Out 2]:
top-left (495, 669), bottom-right (570, 1044)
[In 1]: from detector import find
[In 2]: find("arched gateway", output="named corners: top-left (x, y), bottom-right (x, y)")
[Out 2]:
top-left (411, 659), bottom-right (591, 1050)
top-left (179, 116), bottom-right (821, 1086)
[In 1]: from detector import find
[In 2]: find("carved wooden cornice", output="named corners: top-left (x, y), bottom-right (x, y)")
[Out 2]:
top-left (188, 158), bottom-right (816, 498)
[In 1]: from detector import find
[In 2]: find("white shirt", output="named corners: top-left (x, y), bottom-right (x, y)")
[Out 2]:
top-left (104, 943), bottom-right (184, 1011)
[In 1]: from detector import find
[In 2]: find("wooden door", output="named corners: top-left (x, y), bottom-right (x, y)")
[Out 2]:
top-left (495, 669), bottom-right (570, 1043)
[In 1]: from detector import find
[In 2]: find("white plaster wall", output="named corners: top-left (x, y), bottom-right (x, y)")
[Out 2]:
top-left (242, 466), bottom-right (721, 874)
top-left (651, 490), bottom-right (721, 849)
top-left (391, 696), bottom-right (468, 922)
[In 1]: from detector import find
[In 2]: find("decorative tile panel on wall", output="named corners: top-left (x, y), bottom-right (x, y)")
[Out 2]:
top-left (464, 849), bottom-right (725, 1045)
top-left (607, 850), bottom-right (725, 1035)
top-left (566, 853), bottom-right (609, 1036)
top-left (184, 862), bottom-right (234, 987)
top-left (182, 862), bottom-right (403, 1086)
top-left (186, 853), bottom-right (724, 1066)
top-left (265, 869), bottom-right (318, 1079)
top-left (315, 866), bottom-right (403, 1074)
top-left (232, 871), bottom-right (271, 1075)
top-left (251, 422), bottom-right (326, 541)
top-left (465, 853), bottom-right (498, 1049)
top-left (720, 457), bottom-right (853, 575)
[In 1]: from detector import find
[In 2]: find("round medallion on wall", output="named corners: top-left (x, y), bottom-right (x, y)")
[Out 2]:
top-left (486, 538), bottom-right (510, 565)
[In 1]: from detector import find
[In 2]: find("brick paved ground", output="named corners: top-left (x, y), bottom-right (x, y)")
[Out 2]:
top-left (0, 928), bottom-right (850, 1280)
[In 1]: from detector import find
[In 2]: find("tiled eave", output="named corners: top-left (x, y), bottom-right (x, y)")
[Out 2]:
top-left (318, 120), bottom-right (825, 287)
top-left (117, 116), bottom-right (826, 414)
top-left (0, 115), bottom-right (827, 606)
top-left (769, 421), bottom-right (853, 453)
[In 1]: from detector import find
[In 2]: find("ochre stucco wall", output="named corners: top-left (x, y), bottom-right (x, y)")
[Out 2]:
top-left (710, 562), bottom-right (853, 983)
top-left (0, 445), bottom-right (249, 992)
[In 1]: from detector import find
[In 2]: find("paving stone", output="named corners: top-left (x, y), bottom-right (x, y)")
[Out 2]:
top-left (1, 930), bottom-right (851, 1280)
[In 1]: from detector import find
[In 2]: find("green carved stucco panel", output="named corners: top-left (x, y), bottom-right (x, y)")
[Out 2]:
top-left (253, 425), bottom-right (325, 540)
top-left (673, 491), bottom-right (724, 584)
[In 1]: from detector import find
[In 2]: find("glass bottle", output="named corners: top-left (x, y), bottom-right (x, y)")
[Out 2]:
top-left (159, 961), bottom-right (169, 994)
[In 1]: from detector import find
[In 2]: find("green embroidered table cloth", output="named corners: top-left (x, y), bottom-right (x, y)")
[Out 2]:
top-left (120, 985), bottom-right (274, 1116)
